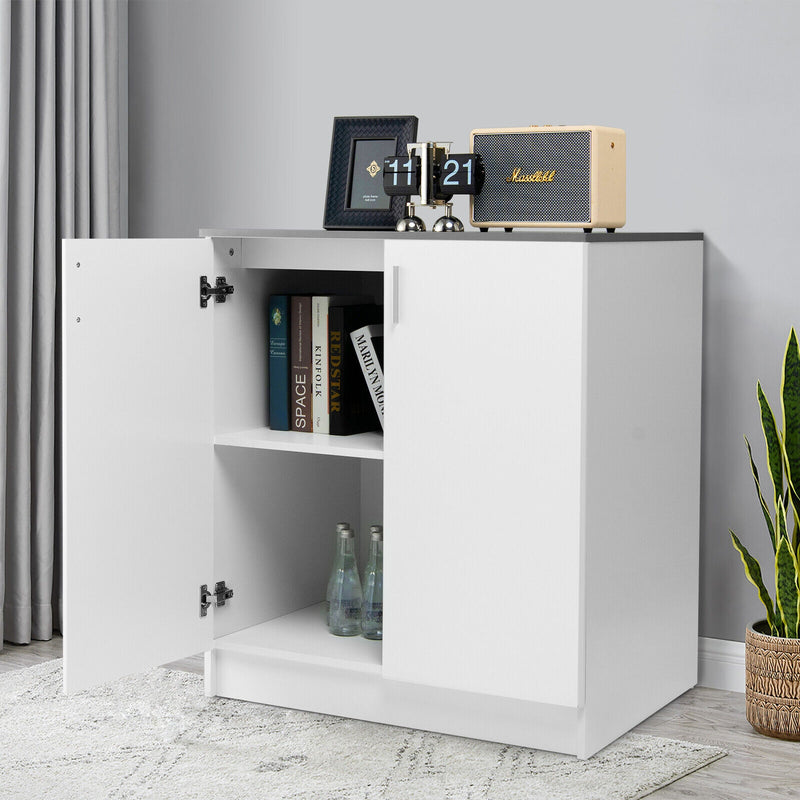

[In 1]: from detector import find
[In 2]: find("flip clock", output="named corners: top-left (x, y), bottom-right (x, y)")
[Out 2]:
top-left (383, 142), bottom-right (484, 231)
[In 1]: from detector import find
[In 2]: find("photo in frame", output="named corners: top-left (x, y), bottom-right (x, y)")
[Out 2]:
top-left (323, 116), bottom-right (419, 230)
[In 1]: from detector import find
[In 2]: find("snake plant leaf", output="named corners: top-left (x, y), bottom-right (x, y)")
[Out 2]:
top-left (777, 494), bottom-right (790, 543)
top-left (758, 381), bottom-right (783, 510)
top-left (779, 432), bottom-right (800, 554)
top-left (781, 328), bottom-right (800, 506)
top-left (775, 534), bottom-right (800, 638)
top-left (731, 530), bottom-right (778, 635)
top-left (745, 436), bottom-right (777, 553)
top-left (793, 507), bottom-right (800, 559)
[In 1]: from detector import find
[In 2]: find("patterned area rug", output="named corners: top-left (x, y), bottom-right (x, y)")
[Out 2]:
top-left (0, 660), bottom-right (725, 800)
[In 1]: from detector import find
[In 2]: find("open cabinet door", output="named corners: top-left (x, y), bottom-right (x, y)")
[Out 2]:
top-left (62, 238), bottom-right (215, 692)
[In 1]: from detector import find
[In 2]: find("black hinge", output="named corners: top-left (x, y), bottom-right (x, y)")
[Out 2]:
top-left (200, 581), bottom-right (234, 617)
top-left (200, 275), bottom-right (234, 308)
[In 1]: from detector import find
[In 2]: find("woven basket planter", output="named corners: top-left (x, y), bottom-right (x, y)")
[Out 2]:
top-left (745, 621), bottom-right (800, 740)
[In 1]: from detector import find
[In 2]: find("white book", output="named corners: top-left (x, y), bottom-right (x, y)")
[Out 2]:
top-left (311, 296), bottom-right (331, 434)
top-left (350, 324), bottom-right (384, 429)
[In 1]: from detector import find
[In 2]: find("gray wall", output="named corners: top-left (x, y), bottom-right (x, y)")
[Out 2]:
top-left (128, 0), bottom-right (800, 643)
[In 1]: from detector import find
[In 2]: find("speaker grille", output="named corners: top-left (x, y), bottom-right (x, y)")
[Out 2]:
top-left (472, 131), bottom-right (592, 224)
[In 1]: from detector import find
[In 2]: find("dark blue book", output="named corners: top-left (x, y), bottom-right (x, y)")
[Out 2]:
top-left (268, 295), bottom-right (290, 430)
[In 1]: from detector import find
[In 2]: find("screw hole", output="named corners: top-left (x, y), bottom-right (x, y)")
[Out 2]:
top-left (229, 248), bottom-right (235, 257)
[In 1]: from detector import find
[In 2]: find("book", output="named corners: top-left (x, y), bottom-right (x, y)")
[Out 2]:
top-left (311, 297), bottom-right (329, 434)
top-left (329, 304), bottom-right (383, 436)
top-left (311, 294), bottom-right (372, 435)
top-left (267, 295), bottom-right (290, 431)
top-left (290, 295), bottom-right (312, 432)
top-left (350, 324), bottom-right (384, 429)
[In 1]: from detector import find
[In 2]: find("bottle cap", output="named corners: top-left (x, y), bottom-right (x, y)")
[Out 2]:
top-left (370, 524), bottom-right (383, 541)
top-left (335, 522), bottom-right (351, 533)
top-left (338, 527), bottom-right (355, 539)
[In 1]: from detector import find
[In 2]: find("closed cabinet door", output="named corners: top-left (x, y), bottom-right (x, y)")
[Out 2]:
top-left (62, 238), bottom-right (215, 693)
top-left (382, 239), bottom-right (586, 707)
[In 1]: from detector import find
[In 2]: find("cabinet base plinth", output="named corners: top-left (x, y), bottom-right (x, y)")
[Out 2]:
top-left (211, 648), bottom-right (588, 756)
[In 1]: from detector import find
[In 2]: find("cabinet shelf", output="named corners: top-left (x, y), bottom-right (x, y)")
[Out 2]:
top-left (214, 602), bottom-right (381, 675)
top-left (213, 427), bottom-right (383, 460)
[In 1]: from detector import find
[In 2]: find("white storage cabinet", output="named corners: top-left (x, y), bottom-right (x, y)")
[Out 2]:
top-left (61, 229), bottom-right (703, 758)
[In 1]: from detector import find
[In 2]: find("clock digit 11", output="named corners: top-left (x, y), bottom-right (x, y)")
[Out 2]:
top-left (436, 154), bottom-right (481, 194)
top-left (383, 155), bottom-right (421, 196)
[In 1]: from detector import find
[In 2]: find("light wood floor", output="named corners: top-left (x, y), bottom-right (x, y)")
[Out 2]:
top-left (2, 635), bottom-right (797, 798)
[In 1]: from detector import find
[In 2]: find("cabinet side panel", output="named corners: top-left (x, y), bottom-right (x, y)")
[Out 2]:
top-left (211, 241), bottom-right (267, 434)
top-left (383, 240), bottom-right (584, 706)
top-left (61, 238), bottom-right (215, 693)
top-left (581, 240), bottom-right (703, 753)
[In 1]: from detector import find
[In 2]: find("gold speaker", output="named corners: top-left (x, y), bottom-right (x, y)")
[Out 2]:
top-left (470, 125), bottom-right (625, 232)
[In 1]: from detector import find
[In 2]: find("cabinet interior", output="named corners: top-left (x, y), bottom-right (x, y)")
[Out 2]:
top-left (210, 254), bottom-right (385, 667)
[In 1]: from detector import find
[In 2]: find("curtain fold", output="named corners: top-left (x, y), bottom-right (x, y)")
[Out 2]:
top-left (1, 0), bottom-right (124, 647)
top-left (0, 0), bottom-right (10, 647)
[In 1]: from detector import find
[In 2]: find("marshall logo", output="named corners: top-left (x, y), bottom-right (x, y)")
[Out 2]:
top-left (506, 168), bottom-right (556, 183)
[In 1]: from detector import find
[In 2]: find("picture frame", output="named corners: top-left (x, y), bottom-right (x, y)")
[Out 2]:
top-left (323, 115), bottom-right (419, 230)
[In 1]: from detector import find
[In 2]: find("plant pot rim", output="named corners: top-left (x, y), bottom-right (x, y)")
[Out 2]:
top-left (747, 619), bottom-right (800, 642)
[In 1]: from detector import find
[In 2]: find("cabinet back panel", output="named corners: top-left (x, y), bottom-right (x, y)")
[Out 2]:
top-left (359, 461), bottom-right (384, 565)
top-left (213, 260), bottom-right (383, 434)
top-left (212, 447), bottom-right (363, 638)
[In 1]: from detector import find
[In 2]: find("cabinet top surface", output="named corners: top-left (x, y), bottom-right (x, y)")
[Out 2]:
top-left (199, 228), bottom-right (703, 244)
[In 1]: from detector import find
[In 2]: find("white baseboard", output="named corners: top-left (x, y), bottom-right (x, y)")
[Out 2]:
top-left (697, 636), bottom-right (745, 693)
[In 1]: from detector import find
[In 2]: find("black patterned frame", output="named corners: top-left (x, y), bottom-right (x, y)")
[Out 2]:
top-left (323, 116), bottom-right (418, 230)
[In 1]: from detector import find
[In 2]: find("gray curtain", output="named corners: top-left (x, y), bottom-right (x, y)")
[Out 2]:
top-left (0, 0), bottom-right (124, 648)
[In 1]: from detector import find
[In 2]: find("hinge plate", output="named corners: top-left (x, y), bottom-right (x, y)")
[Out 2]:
top-left (200, 275), bottom-right (234, 308)
top-left (200, 581), bottom-right (234, 617)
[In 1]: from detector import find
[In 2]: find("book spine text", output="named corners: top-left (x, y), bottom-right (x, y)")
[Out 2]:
top-left (351, 324), bottom-right (384, 429)
top-left (268, 295), bottom-right (290, 431)
top-left (312, 297), bottom-right (330, 434)
top-left (290, 295), bottom-right (312, 432)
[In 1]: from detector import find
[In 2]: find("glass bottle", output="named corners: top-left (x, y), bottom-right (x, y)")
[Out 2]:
top-left (326, 523), bottom-right (362, 636)
top-left (361, 524), bottom-right (383, 640)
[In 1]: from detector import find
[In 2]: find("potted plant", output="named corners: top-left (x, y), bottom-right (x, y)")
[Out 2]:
top-left (731, 328), bottom-right (800, 740)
